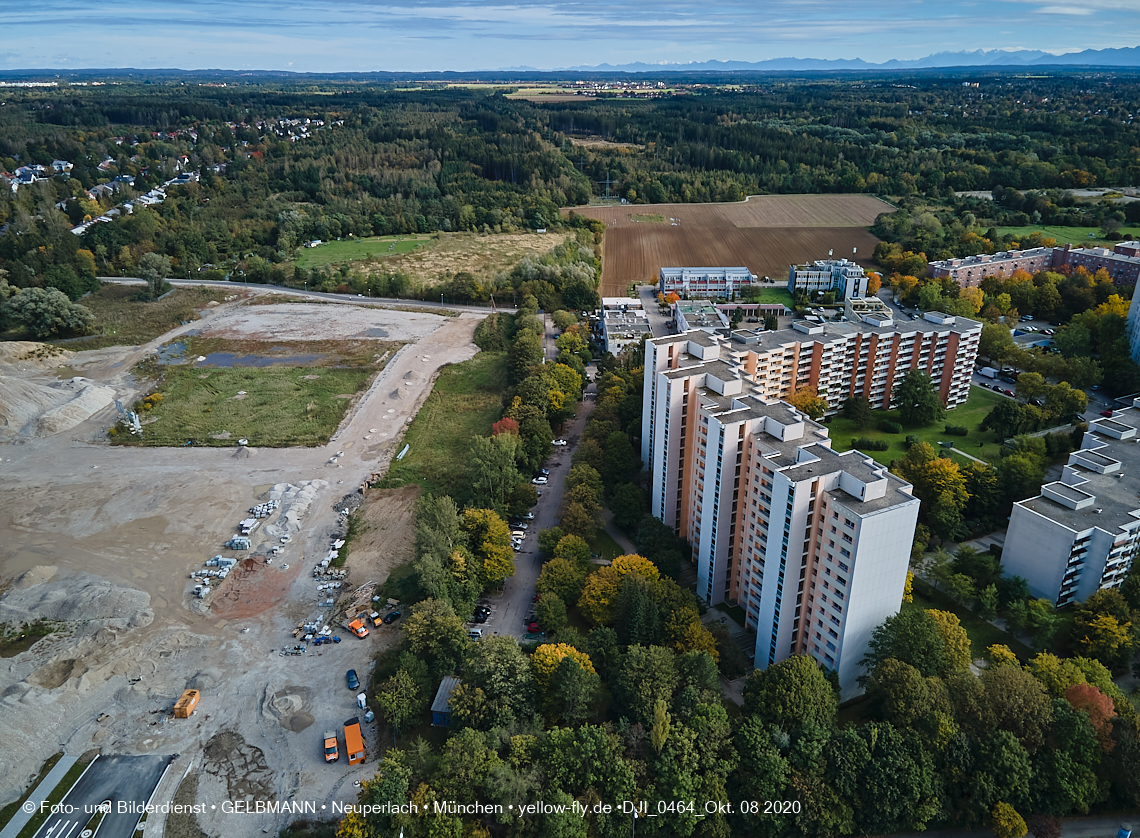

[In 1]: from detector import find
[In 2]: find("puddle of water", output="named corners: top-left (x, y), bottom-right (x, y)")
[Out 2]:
top-left (197, 353), bottom-right (325, 367)
top-left (156, 341), bottom-right (189, 363)
top-left (362, 328), bottom-right (389, 338)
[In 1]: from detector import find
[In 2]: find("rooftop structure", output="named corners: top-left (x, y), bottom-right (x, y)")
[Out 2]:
top-left (1004, 402), bottom-right (1140, 606)
top-left (601, 298), bottom-right (652, 356)
top-left (673, 299), bottom-right (729, 332)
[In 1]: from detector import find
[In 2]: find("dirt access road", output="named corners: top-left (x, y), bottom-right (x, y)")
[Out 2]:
top-left (0, 294), bottom-right (482, 838)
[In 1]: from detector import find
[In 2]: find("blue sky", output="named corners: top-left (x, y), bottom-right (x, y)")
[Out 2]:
top-left (2, 0), bottom-right (1139, 72)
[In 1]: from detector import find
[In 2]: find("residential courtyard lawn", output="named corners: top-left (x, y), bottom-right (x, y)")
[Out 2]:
top-left (741, 286), bottom-right (795, 309)
top-left (379, 351), bottom-right (509, 502)
top-left (588, 529), bottom-right (626, 562)
top-left (828, 385), bottom-right (1006, 466)
top-left (905, 577), bottom-right (1034, 662)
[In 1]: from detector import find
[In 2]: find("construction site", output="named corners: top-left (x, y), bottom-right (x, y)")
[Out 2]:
top-left (0, 288), bottom-right (483, 838)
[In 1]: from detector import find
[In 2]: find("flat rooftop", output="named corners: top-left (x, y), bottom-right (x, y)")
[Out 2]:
top-left (1018, 408), bottom-right (1140, 532)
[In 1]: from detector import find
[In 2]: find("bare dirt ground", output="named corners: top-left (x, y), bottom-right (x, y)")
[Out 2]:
top-left (0, 292), bottom-right (482, 837)
top-left (567, 194), bottom-right (892, 296)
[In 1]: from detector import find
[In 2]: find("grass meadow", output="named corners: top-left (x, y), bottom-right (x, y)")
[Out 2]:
top-left (378, 351), bottom-right (509, 501)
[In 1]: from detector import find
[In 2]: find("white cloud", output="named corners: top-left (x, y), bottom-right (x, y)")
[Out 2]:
top-left (1034, 4), bottom-right (1096, 13)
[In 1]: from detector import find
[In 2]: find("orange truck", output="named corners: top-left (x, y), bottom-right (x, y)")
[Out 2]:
top-left (323, 730), bottom-right (339, 762)
top-left (343, 717), bottom-right (365, 765)
top-left (345, 615), bottom-right (369, 638)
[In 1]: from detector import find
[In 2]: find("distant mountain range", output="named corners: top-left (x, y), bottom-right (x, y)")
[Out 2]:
top-left (553, 46), bottom-right (1140, 73)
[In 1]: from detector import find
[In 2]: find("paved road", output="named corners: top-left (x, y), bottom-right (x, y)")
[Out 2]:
top-left (0, 755), bottom-right (78, 838)
top-left (98, 277), bottom-right (514, 315)
top-left (486, 368), bottom-right (599, 639)
top-left (32, 755), bottom-right (172, 838)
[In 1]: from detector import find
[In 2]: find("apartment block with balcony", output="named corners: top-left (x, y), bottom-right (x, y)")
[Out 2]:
top-left (640, 346), bottom-right (920, 696)
top-left (642, 310), bottom-right (980, 434)
top-left (1004, 402), bottom-right (1140, 607)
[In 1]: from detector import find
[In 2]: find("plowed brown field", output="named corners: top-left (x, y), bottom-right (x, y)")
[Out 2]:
top-left (570, 194), bottom-right (892, 296)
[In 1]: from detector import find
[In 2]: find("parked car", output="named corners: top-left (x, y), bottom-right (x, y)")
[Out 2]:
top-left (382, 610), bottom-right (401, 624)
top-left (346, 669), bottom-right (360, 690)
top-left (474, 605), bottom-right (491, 620)
top-left (471, 610), bottom-right (488, 624)
top-left (1043, 329), bottom-right (1055, 336)
top-left (537, 468), bottom-right (550, 477)
top-left (528, 621), bottom-right (540, 632)
top-left (510, 522), bottom-right (529, 530)
top-left (521, 512), bottom-right (535, 520)
top-left (532, 477), bottom-right (548, 485)
top-left (552, 439), bottom-right (568, 446)
top-left (1020, 314), bottom-right (1034, 322)
top-left (1101, 409), bottom-right (1115, 418)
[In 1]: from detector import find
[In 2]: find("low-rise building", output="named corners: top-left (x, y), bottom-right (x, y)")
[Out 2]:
top-left (928, 248), bottom-right (1057, 286)
top-left (787, 258), bottom-right (868, 300)
top-left (601, 297), bottom-right (652, 356)
top-left (660, 267), bottom-right (756, 298)
top-left (673, 300), bottom-right (729, 332)
top-left (930, 242), bottom-right (1140, 288)
top-left (1004, 403), bottom-right (1140, 606)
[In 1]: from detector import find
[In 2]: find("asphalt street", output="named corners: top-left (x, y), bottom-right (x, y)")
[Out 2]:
top-left (33, 754), bottom-right (172, 838)
top-left (98, 276), bottom-right (513, 315)
top-left (484, 366), bottom-right (599, 639)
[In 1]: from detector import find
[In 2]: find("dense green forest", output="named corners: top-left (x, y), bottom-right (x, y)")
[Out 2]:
top-left (2, 72), bottom-right (1140, 317)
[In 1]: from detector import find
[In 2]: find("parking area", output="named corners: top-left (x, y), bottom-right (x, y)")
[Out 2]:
top-left (471, 367), bottom-right (599, 640)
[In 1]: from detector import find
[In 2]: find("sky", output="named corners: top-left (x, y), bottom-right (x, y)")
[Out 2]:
top-left (3, 0), bottom-right (1140, 73)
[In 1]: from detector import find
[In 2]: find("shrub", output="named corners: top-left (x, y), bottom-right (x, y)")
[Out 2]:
top-left (905, 434), bottom-right (921, 449)
top-left (944, 424), bottom-right (968, 436)
top-left (878, 419), bottom-right (903, 434)
top-left (853, 437), bottom-right (889, 451)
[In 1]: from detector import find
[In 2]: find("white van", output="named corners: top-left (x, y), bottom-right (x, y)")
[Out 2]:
top-left (468, 628), bottom-right (483, 640)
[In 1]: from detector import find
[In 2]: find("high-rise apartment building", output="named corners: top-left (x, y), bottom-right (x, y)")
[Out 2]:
top-left (644, 307), bottom-right (980, 421)
top-left (642, 333), bottom-right (921, 695)
top-left (1003, 403), bottom-right (1140, 607)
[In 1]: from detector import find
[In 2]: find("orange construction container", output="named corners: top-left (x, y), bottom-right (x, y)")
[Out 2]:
top-left (343, 717), bottom-right (365, 765)
top-left (173, 689), bottom-right (200, 718)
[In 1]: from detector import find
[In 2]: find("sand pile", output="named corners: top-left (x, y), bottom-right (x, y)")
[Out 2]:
top-left (262, 481), bottom-right (327, 538)
top-left (0, 341), bottom-right (73, 372)
top-left (263, 685), bottom-right (314, 733)
top-left (0, 567), bottom-right (153, 629)
top-left (0, 374), bottom-right (116, 440)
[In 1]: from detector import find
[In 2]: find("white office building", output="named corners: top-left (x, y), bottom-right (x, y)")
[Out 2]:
top-left (1004, 403), bottom-right (1140, 606)
top-left (642, 334), bottom-right (920, 696)
top-left (660, 267), bottom-right (757, 298)
top-left (787, 258), bottom-right (868, 300)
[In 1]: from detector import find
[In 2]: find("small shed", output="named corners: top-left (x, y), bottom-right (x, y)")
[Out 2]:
top-left (430, 676), bottom-right (461, 727)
